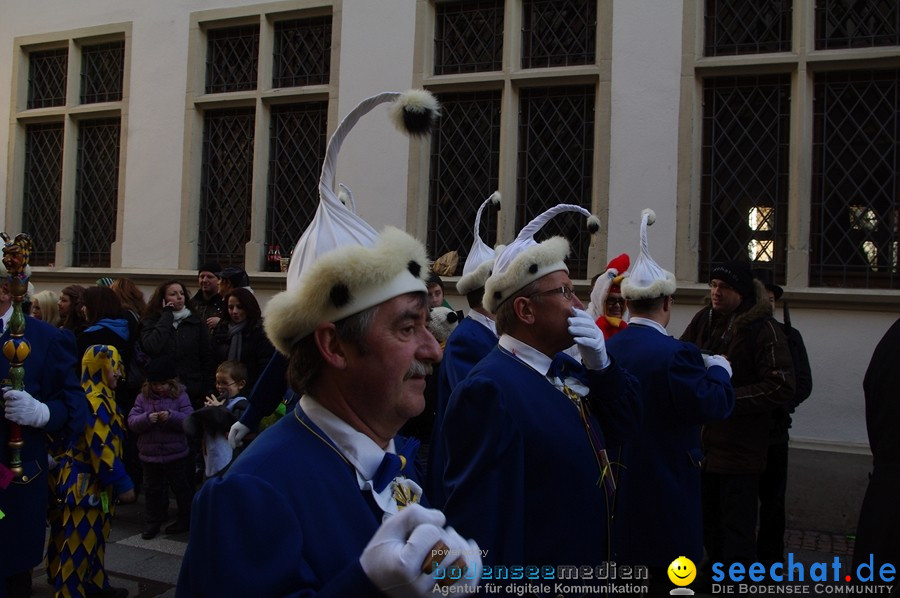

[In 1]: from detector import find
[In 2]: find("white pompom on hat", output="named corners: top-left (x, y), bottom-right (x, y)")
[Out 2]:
top-left (456, 191), bottom-right (502, 295)
top-left (620, 208), bottom-right (677, 300)
top-left (483, 204), bottom-right (601, 313)
top-left (265, 90), bottom-right (441, 355)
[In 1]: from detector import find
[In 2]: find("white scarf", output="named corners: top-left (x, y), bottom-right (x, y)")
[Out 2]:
top-left (172, 307), bottom-right (191, 328)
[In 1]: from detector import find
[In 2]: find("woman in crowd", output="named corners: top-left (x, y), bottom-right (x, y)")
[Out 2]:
top-left (59, 284), bottom-right (88, 335)
top-left (140, 280), bottom-right (214, 409)
top-left (210, 287), bottom-right (273, 388)
top-left (30, 289), bottom-right (60, 326)
top-left (77, 286), bottom-right (133, 369)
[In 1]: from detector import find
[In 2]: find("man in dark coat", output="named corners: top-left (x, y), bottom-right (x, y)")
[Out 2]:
top-left (681, 259), bottom-right (795, 571)
top-left (852, 316), bottom-right (900, 571)
top-left (190, 262), bottom-right (224, 332)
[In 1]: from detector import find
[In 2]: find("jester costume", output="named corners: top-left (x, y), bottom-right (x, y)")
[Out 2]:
top-left (47, 345), bottom-right (133, 598)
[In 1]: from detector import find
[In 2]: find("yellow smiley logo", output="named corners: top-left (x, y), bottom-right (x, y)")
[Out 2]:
top-left (667, 556), bottom-right (696, 587)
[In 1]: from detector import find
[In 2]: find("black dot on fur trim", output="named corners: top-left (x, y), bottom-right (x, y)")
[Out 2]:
top-left (408, 260), bottom-right (422, 278)
top-left (529, 263), bottom-right (538, 274)
top-left (330, 284), bottom-right (351, 308)
top-left (447, 311), bottom-right (459, 324)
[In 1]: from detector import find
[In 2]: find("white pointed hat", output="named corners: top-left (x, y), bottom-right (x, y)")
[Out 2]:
top-left (456, 191), bottom-right (502, 295)
top-left (265, 90), bottom-right (441, 355)
top-left (483, 204), bottom-right (601, 313)
top-left (620, 208), bottom-right (677, 300)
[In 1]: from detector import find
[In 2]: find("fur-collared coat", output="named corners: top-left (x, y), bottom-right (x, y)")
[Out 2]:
top-left (680, 279), bottom-right (795, 474)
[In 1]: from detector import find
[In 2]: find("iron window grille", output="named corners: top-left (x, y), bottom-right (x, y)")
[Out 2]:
top-left (273, 16), bottom-right (332, 88)
top-left (700, 75), bottom-right (790, 283)
top-left (517, 86), bottom-right (595, 280)
top-left (434, 0), bottom-right (504, 75)
top-left (22, 123), bottom-right (64, 266)
top-left (80, 41), bottom-right (124, 104)
top-left (198, 107), bottom-right (256, 266)
top-left (73, 118), bottom-right (121, 268)
top-left (206, 25), bottom-right (260, 94)
top-left (522, 0), bottom-right (596, 69)
top-left (27, 48), bottom-right (68, 109)
top-left (815, 0), bottom-right (900, 50)
top-left (704, 0), bottom-right (792, 57)
top-left (266, 102), bottom-right (328, 256)
top-left (811, 69), bottom-right (899, 289)
top-left (427, 90), bottom-right (502, 265)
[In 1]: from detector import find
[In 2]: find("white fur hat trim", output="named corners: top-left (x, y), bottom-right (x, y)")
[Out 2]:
top-left (484, 203), bottom-right (600, 313)
top-left (265, 227), bottom-right (429, 354)
top-left (620, 209), bottom-right (677, 300)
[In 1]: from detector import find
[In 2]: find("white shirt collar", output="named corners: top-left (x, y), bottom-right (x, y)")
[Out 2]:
top-left (627, 316), bottom-right (670, 336)
top-left (299, 395), bottom-right (418, 518)
top-left (467, 310), bottom-right (498, 337)
top-left (498, 334), bottom-right (553, 377)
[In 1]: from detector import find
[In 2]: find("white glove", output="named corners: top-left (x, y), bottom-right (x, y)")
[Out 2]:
top-left (360, 504), bottom-right (480, 597)
top-left (3, 388), bottom-right (51, 428)
top-left (228, 421), bottom-right (251, 449)
top-left (567, 308), bottom-right (610, 371)
top-left (703, 353), bottom-right (733, 378)
top-left (433, 526), bottom-right (481, 592)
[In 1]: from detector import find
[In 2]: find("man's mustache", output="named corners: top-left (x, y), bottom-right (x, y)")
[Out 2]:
top-left (404, 360), bottom-right (433, 380)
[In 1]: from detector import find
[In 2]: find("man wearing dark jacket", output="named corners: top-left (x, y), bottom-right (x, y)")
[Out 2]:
top-left (681, 260), bottom-right (795, 570)
top-left (190, 262), bottom-right (224, 332)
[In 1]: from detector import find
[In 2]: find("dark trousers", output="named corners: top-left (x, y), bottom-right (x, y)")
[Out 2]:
top-left (142, 455), bottom-right (194, 528)
top-left (757, 441), bottom-right (789, 564)
top-left (702, 471), bottom-right (760, 565)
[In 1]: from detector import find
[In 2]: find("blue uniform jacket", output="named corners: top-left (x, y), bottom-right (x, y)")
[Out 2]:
top-left (0, 317), bottom-right (86, 577)
top-left (177, 405), bottom-right (427, 597)
top-left (607, 322), bottom-right (734, 566)
top-left (427, 316), bottom-right (497, 507)
top-left (434, 346), bottom-right (641, 569)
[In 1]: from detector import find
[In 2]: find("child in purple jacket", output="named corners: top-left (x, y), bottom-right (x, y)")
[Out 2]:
top-left (128, 357), bottom-right (195, 539)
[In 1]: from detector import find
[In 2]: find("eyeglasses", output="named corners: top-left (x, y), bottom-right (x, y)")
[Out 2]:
top-left (530, 286), bottom-right (576, 301)
top-left (215, 381), bottom-right (238, 388)
top-left (605, 297), bottom-right (626, 307)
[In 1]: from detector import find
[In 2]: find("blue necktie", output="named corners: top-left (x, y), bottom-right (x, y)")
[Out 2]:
top-left (372, 436), bottom-right (420, 492)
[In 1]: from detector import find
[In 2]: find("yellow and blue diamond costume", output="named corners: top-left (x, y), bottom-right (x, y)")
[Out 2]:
top-left (47, 344), bottom-right (133, 597)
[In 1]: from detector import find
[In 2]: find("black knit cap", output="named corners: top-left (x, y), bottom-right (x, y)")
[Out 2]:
top-left (217, 266), bottom-right (250, 288)
top-left (198, 262), bottom-right (222, 276)
top-left (710, 260), bottom-right (754, 298)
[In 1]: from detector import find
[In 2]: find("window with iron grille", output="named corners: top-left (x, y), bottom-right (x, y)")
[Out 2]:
top-left (273, 16), bottom-right (332, 88)
top-left (811, 70), bottom-right (899, 289)
top-left (22, 123), bottom-right (64, 266)
top-left (699, 75), bottom-right (790, 283)
top-left (522, 0), bottom-right (596, 69)
top-left (517, 86), bottom-right (595, 280)
top-left (73, 118), bottom-right (121, 267)
top-left (434, 1), bottom-right (504, 75)
top-left (704, 0), bottom-right (792, 56)
top-left (427, 91), bottom-right (501, 264)
top-left (195, 12), bottom-right (333, 270)
top-left (80, 41), bottom-right (124, 104)
top-left (815, 0), bottom-right (900, 50)
top-left (199, 108), bottom-right (256, 266)
top-left (266, 102), bottom-right (328, 255)
top-left (206, 25), bottom-right (260, 94)
top-left (27, 48), bottom-right (68, 109)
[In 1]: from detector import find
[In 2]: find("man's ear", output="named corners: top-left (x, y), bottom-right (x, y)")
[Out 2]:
top-left (512, 296), bottom-right (536, 326)
top-left (313, 322), bottom-right (347, 369)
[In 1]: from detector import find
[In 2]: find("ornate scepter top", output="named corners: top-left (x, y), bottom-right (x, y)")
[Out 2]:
top-left (1, 232), bottom-right (33, 283)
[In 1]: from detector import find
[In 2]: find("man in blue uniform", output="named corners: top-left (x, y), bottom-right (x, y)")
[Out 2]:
top-left (427, 191), bottom-right (501, 507)
top-left (433, 203), bottom-right (641, 574)
top-left (1, 258), bottom-right (86, 598)
top-left (606, 209), bottom-right (735, 592)
top-left (177, 90), bottom-right (481, 598)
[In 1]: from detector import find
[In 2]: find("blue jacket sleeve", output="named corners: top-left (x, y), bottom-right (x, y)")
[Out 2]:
top-left (240, 352), bottom-right (288, 430)
top-left (176, 473), bottom-right (382, 598)
top-left (667, 344), bottom-right (735, 424)
top-left (42, 327), bottom-right (87, 441)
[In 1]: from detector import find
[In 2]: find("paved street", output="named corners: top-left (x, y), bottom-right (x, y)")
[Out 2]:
top-left (25, 495), bottom-right (860, 598)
